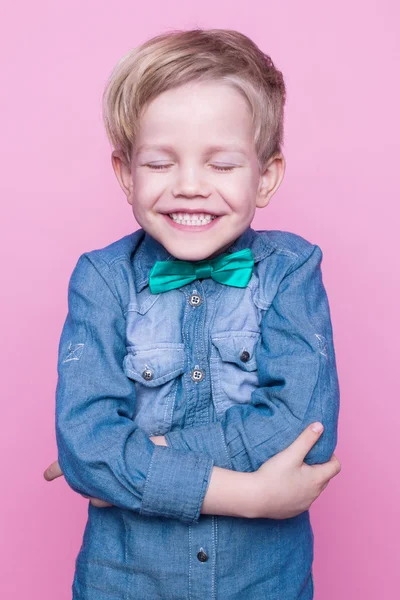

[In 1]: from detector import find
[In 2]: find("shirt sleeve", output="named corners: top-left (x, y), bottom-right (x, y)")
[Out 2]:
top-left (55, 253), bottom-right (213, 522)
top-left (165, 244), bottom-right (340, 472)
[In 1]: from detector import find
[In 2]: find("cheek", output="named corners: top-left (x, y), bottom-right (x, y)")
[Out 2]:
top-left (138, 180), bottom-right (170, 210)
top-left (221, 169), bottom-right (255, 196)
top-left (222, 181), bottom-right (254, 214)
top-left (132, 174), bottom-right (165, 207)
top-left (227, 190), bottom-right (256, 221)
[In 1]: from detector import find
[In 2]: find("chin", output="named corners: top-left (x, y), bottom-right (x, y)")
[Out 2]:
top-left (176, 247), bottom-right (230, 262)
top-left (173, 250), bottom-right (211, 262)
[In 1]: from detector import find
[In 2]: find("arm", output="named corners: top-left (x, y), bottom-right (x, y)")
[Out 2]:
top-left (55, 253), bottom-right (214, 523)
top-left (164, 244), bottom-right (340, 472)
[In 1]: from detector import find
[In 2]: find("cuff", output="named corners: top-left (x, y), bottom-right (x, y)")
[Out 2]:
top-left (140, 445), bottom-right (214, 523)
top-left (165, 422), bottom-right (233, 470)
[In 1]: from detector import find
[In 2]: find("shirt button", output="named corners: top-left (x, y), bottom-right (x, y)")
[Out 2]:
top-left (240, 350), bottom-right (250, 362)
top-left (197, 549), bottom-right (208, 562)
top-left (142, 368), bottom-right (154, 380)
top-left (189, 293), bottom-right (202, 306)
top-left (190, 368), bottom-right (205, 382)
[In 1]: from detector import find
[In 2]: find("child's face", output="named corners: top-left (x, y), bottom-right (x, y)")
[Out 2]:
top-left (112, 80), bottom-right (285, 261)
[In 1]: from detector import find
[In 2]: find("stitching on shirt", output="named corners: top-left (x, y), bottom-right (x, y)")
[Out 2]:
top-left (163, 379), bottom-right (179, 433)
top-left (214, 356), bottom-right (224, 420)
top-left (197, 284), bottom-right (206, 371)
top-left (218, 423), bottom-right (233, 469)
top-left (317, 357), bottom-right (323, 432)
top-left (87, 254), bottom-right (122, 309)
top-left (123, 292), bottom-right (161, 316)
top-left (315, 334), bottom-right (328, 359)
top-left (212, 331), bottom-right (260, 340)
top-left (188, 525), bottom-right (192, 600)
top-left (62, 341), bottom-right (85, 363)
top-left (162, 385), bottom-right (172, 432)
top-left (187, 289), bottom-right (202, 427)
top-left (125, 365), bottom-right (184, 382)
top-left (132, 236), bottom-right (146, 290)
top-left (121, 511), bottom-right (131, 600)
top-left (182, 292), bottom-right (196, 429)
top-left (128, 343), bottom-right (185, 351)
top-left (137, 249), bottom-right (175, 292)
top-left (272, 246), bottom-right (299, 258)
top-left (139, 449), bottom-right (156, 515)
top-left (209, 356), bottom-right (220, 420)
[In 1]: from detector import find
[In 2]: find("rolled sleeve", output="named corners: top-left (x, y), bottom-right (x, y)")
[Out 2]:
top-left (165, 422), bottom-right (233, 470)
top-left (166, 244), bottom-right (340, 472)
top-left (55, 253), bottom-right (213, 522)
top-left (140, 445), bottom-right (213, 521)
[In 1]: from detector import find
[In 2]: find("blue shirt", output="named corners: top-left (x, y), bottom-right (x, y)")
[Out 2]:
top-left (55, 225), bottom-right (340, 599)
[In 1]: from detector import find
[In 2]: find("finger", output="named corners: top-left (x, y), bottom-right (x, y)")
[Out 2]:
top-left (311, 454), bottom-right (341, 483)
top-left (43, 460), bottom-right (63, 481)
top-left (285, 423), bottom-right (325, 465)
top-left (89, 498), bottom-right (113, 508)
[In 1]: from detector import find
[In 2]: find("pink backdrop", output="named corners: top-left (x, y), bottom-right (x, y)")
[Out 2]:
top-left (2, 2), bottom-right (399, 598)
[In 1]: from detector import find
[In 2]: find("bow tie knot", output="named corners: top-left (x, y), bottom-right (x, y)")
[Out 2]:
top-left (148, 247), bottom-right (255, 294)
top-left (194, 262), bottom-right (213, 279)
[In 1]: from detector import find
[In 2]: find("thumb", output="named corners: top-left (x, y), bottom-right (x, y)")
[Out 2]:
top-left (43, 460), bottom-right (63, 481)
top-left (285, 422), bottom-right (324, 465)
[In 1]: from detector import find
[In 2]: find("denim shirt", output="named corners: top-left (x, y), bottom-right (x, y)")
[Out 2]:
top-left (55, 225), bottom-right (340, 600)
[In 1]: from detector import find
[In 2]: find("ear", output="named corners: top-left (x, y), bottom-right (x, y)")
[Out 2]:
top-left (255, 153), bottom-right (286, 209)
top-left (111, 150), bottom-right (134, 205)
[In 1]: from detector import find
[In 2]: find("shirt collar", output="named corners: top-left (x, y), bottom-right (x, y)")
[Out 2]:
top-left (133, 225), bottom-right (272, 293)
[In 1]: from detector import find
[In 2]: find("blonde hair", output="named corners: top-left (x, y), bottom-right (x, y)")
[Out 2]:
top-left (102, 28), bottom-right (286, 171)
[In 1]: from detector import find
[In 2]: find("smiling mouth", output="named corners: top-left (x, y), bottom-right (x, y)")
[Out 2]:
top-left (163, 213), bottom-right (221, 230)
top-left (166, 213), bottom-right (219, 225)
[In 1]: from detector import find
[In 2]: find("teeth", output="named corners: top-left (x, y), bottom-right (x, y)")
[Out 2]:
top-left (168, 212), bottom-right (218, 225)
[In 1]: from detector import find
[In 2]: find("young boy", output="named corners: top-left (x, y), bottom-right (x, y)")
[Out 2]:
top-left (46, 28), bottom-right (340, 599)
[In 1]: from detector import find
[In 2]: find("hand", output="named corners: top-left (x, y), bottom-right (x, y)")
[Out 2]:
top-left (43, 460), bottom-right (113, 507)
top-left (250, 422), bottom-right (341, 519)
top-left (42, 437), bottom-right (167, 507)
top-left (149, 435), bottom-right (168, 446)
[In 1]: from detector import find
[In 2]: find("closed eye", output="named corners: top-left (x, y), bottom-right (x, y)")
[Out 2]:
top-left (144, 164), bottom-right (173, 170)
top-left (212, 165), bottom-right (235, 172)
top-left (143, 164), bottom-right (236, 172)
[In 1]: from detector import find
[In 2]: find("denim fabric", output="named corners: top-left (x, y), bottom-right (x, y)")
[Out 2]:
top-left (55, 225), bottom-right (340, 599)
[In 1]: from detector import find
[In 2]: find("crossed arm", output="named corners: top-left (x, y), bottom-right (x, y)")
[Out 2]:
top-left (52, 245), bottom-right (339, 522)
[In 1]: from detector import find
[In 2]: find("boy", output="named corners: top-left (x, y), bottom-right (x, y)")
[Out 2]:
top-left (45, 28), bottom-right (340, 599)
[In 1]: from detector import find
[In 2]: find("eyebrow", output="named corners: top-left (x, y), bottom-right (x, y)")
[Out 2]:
top-left (135, 143), bottom-right (247, 155)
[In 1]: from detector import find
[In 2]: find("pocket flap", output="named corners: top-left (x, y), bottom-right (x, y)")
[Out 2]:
top-left (123, 342), bottom-right (186, 387)
top-left (211, 331), bottom-right (260, 371)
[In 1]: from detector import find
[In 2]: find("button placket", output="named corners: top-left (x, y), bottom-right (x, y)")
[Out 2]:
top-left (185, 283), bottom-right (216, 598)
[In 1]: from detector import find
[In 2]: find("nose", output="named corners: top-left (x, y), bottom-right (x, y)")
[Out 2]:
top-left (172, 164), bottom-right (210, 198)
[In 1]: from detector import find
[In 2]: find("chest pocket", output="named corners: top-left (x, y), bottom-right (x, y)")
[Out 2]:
top-left (123, 342), bottom-right (186, 435)
top-left (210, 331), bottom-right (260, 418)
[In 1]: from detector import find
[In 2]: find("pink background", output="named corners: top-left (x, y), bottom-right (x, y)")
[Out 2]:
top-left (2, 2), bottom-right (399, 598)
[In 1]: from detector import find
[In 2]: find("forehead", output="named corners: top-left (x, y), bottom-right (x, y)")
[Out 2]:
top-left (136, 81), bottom-right (254, 148)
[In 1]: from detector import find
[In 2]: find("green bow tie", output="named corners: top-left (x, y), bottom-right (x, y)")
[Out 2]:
top-left (148, 248), bottom-right (254, 294)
